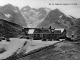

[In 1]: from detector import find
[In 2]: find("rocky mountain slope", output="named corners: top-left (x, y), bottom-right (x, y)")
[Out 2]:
top-left (0, 4), bottom-right (27, 27)
top-left (21, 6), bottom-right (50, 27)
top-left (37, 9), bottom-right (79, 38)
top-left (37, 9), bottom-right (75, 28)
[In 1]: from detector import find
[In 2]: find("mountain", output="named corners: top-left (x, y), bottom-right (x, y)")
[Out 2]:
top-left (0, 4), bottom-right (27, 27)
top-left (21, 6), bottom-right (50, 27)
top-left (37, 9), bottom-right (74, 28)
top-left (37, 9), bottom-right (77, 38)
top-left (0, 19), bottom-right (23, 38)
top-left (72, 18), bottom-right (80, 38)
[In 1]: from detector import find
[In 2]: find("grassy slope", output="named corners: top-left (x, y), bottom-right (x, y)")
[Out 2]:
top-left (6, 41), bottom-right (80, 60)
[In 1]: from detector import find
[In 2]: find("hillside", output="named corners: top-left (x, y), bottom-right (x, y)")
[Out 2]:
top-left (0, 19), bottom-right (23, 38)
top-left (6, 41), bottom-right (80, 60)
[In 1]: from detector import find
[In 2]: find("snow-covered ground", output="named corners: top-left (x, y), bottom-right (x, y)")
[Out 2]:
top-left (0, 38), bottom-right (27, 59)
top-left (25, 40), bottom-right (59, 53)
top-left (0, 38), bottom-right (59, 59)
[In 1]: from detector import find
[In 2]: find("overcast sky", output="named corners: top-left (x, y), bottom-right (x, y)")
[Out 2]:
top-left (0, 0), bottom-right (80, 18)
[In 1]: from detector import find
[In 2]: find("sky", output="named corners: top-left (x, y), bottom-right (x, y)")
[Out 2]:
top-left (0, 0), bottom-right (80, 18)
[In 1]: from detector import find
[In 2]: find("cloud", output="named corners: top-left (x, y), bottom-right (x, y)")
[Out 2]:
top-left (60, 8), bottom-right (80, 18)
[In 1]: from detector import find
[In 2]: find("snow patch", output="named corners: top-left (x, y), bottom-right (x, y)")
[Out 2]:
top-left (59, 15), bottom-right (63, 18)
top-left (23, 8), bottom-right (26, 10)
top-left (0, 38), bottom-right (27, 59)
top-left (13, 10), bottom-right (18, 13)
top-left (55, 28), bottom-right (64, 32)
top-left (44, 8), bottom-right (50, 13)
top-left (4, 13), bottom-right (11, 18)
top-left (25, 40), bottom-right (59, 53)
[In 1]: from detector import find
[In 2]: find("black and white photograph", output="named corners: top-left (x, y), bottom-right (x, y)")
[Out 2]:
top-left (0, 0), bottom-right (79, 60)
